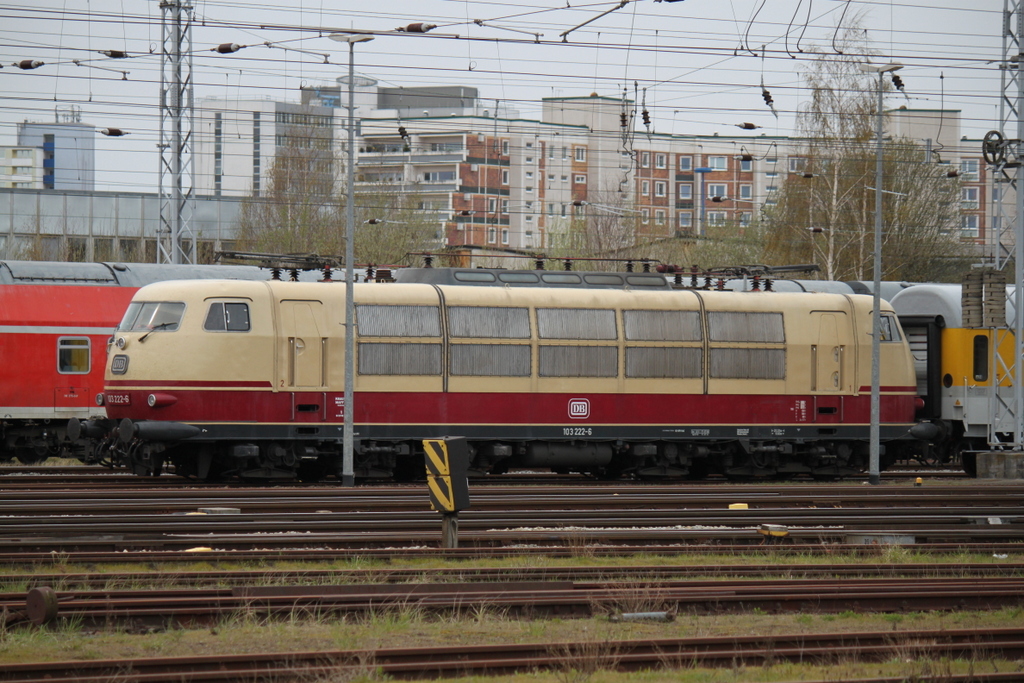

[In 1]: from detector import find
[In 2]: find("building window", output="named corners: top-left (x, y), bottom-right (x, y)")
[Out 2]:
top-left (709, 156), bottom-right (727, 170)
top-left (525, 156), bottom-right (533, 164)
top-left (654, 181), bottom-right (666, 197)
top-left (526, 186), bottom-right (534, 193)
top-left (524, 201), bottom-right (533, 212)
top-left (561, 174), bottom-right (569, 182)
top-left (548, 144), bottom-right (555, 159)
top-left (525, 141), bottom-right (533, 148)
top-left (655, 153), bottom-right (666, 169)
top-left (740, 212), bottom-right (752, 227)
top-left (962, 187), bottom-right (979, 209)
top-left (501, 228), bottom-right (510, 244)
top-left (961, 215), bottom-right (979, 238)
top-left (766, 185), bottom-right (777, 194)
top-left (502, 169), bottom-right (509, 185)
top-left (213, 112), bottom-right (223, 195)
top-left (641, 209), bottom-right (649, 224)
top-left (641, 151), bottom-right (650, 168)
top-left (679, 156), bottom-right (692, 172)
top-left (547, 173), bottom-right (555, 181)
top-left (574, 147), bottom-right (586, 162)
top-left (678, 183), bottom-right (693, 200)
top-left (501, 140), bottom-right (509, 155)
top-left (252, 112), bottom-right (261, 196)
top-left (488, 227), bottom-right (497, 243)
top-left (708, 183), bottom-right (727, 199)
top-left (641, 180), bottom-right (650, 196)
top-left (526, 171), bottom-right (534, 180)
top-left (654, 209), bottom-right (666, 225)
top-left (765, 170), bottom-right (778, 178)
top-left (548, 203), bottom-right (556, 216)
top-left (960, 158), bottom-right (979, 180)
top-left (678, 212), bottom-right (692, 228)
top-left (488, 198), bottom-right (497, 213)
top-left (707, 211), bottom-right (727, 225)
top-left (574, 174), bottom-right (586, 184)
top-left (501, 199), bottom-right (509, 214)
top-left (562, 146), bottom-right (568, 159)
top-left (789, 157), bottom-right (806, 173)
top-left (739, 184), bottom-right (752, 200)
top-left (740, 158), bottom-right (752, 172)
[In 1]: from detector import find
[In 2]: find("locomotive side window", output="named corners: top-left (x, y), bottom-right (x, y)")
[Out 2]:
top-left (204, 302), bottom-right (250, 332)
top-left (537, 308), bottom-right (616, 340)
top-left (539, 346), bottom-right (618, 377)
top-left (451, 344), bottom-right (531, 376)
top-left (358, 343), bottom-right (441, 375)
top-left (626, 347), bottom-right (702, 378)
top-left (710, 348), bottom-right (786, 379)
top-left (118, 302), bottom-right (185, 332)
top-left (449, 307), bottom-right (530, 338)
top-left (623, 310), bottom-right (701, 341)
top-left (57, 337), bottom-right (90, 374)
top-left (356, 305), bottom-right (440, 337)
top-left (707, 312), bottom-right (784, 342)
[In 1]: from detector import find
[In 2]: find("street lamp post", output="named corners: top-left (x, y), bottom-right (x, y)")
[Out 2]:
top-left (329, 32), bottom-right (375, 487)
top-left (859, 62), bottom-right (902, 486)
top-left (694, 167), bottom-right (713, 236)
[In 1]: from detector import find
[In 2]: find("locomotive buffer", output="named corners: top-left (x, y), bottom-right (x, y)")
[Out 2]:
top-left (422, 437), bottom-right (471, 548)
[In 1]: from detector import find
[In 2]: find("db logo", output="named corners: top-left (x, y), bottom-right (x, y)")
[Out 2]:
top-left (568, 398), bottom-right (590, 419)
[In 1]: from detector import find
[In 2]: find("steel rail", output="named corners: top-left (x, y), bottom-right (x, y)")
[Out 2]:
top-left (0, 542), bottom-right (1020, 566)
top-left (0, 628), bottom-right (1021, 682)
top-left (7, 561), bottom-right (1023, 591)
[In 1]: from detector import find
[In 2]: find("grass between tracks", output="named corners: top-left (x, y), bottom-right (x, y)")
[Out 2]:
top-left (1, 551), bottom-right (1023, 681)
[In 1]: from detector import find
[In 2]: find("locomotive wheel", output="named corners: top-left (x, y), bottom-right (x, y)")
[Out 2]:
top-left (14, 448), bottom-right (47, 465)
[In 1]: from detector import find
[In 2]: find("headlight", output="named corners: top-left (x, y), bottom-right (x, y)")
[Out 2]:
top-left (95, 393), bottom-right (105, 407)
top-left (116, 337), bottom-right (127, 349)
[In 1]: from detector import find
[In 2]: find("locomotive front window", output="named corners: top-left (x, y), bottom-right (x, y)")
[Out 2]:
top-left (118, 302), bottom-right (185, 333)
top-left (57, 337), bottom-right (90, 374)
top-left (204, 302), bottom-right (251, 332)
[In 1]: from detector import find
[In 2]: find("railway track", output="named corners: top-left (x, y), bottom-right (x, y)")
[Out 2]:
top-left (6, 561), bottom-right (1023, 591)
top-left (1, 627), bottom-right (1021, 682)
top-left (0, 482), bottom-right (1020, 552)
top-left (4, 576), bottom-right (1023, 629)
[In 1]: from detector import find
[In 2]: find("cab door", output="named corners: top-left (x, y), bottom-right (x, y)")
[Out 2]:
top-left (811, 312), bottom-right (848, 422)
top-left (278, 300), bottom-right (327, 421)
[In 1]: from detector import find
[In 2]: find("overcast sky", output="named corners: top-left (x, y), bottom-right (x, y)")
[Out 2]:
top-left (0, 0), bottom-right (1005, 192)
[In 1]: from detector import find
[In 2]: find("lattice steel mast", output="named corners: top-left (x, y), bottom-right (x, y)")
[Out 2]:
top-left (983, 0), bottom-right (1024, 448)
top-left (157, 0), bottom-right (196, 264)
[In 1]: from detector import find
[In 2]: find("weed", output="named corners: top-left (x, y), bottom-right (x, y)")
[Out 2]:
top-left (548, 636), bottom-right (622, 683)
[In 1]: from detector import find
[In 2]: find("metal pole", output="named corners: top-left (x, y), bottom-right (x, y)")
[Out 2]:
top-left (342, 41), bottom-right (357, 487)
top-left (869, 70), bottom-right (884, 486)
top-left (1015, 2), bottom-right (1024, 449)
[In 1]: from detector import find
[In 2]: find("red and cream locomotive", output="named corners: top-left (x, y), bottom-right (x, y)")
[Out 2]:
top-left (78, 268), bottom-right (922, 480)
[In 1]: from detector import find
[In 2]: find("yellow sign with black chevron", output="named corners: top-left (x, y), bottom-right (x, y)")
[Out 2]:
top-left (423, 439), bottom-right (450, 477)
top-left (422, 437), bottom-right (471, 513)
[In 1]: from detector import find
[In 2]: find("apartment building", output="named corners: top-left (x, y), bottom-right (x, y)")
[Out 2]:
top-left (0, 147), bottom-right (45, 189)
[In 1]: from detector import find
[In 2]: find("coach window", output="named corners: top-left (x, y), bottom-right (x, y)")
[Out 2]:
top-left (973, 335), bottom-right (989, 382)
top-left (58, 337), bottom-right (90, 374)
top-left (204, 302), bottom-right (251, 332)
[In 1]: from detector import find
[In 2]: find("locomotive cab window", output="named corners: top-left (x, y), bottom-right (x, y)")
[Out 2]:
top-left (57, 337), bottom-right (90, 374)
top-left (973, 335), bottom-right (989, 382)
top-left (878, 314), bottom-right (902, 342)
top-left (204, 302), bottom-right (250, 332)
top-left (118, 302), bottom-right (186, 333)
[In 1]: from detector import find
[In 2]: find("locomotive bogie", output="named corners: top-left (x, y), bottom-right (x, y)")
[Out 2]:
top-left (96, 278), bottom-right (921, 481)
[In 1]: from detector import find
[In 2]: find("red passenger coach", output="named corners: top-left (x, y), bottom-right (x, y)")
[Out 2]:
top-left (0, 261), bottom-right (271, 463)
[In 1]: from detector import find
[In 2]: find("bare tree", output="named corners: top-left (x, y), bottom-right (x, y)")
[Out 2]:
top-left (763, 27), bottom-right (973, 282)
